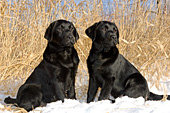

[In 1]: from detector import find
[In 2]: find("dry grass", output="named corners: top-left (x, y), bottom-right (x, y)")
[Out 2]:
top-left (0, 104), bottom-right (28, 113)
top-left (0, 0), bottom-right (170, 112)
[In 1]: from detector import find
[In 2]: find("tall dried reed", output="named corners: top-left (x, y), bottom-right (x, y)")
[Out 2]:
top-left (0, 0), bottom-right (170, 103)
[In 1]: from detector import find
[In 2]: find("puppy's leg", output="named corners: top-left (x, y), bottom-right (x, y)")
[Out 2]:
top-left (67, 86), bottom-right (76, 99)
top-left (53, 80), bottom-right (65, 102)
top-left (123, 73), bottom-right (149, 99)
top-left (17, 84), bottom-right (45, 112)
top-left (98, 78), bottom-right (113, 101)
top-left (67, 81), bottom-right (76, 99)
top-left (67, 69), bottom-right (77, 99)
top-left (87, 77), bottom-right (99, 103)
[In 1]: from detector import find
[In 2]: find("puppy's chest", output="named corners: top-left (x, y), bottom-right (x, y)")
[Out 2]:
top-left (50, 52), bottom-right (74, 68)
top-left (90, 54), bottom-right (120, 77)
top-left (90, 54), bottom-right (106, 66)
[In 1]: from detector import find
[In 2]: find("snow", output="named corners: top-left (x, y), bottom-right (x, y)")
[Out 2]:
top-left (2, 97), bottom-right (170, 113)
top-left (1, 77), bottom-right (170, 113)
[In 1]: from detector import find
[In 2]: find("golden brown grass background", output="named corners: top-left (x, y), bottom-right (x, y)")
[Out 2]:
top-left (0, 0), bottom-right (170, 111)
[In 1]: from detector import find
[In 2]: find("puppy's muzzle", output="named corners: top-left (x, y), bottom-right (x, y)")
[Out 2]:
top-left (68, 35), bottom-right (75, 44)
top-left (111, 35), bottom-right (118, 45)
top-left (64, 34), bottom-right (76, 46)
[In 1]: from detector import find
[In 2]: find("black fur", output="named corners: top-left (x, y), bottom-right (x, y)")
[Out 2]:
top-left (5, 84), bottom-right (46, 111)
top-left (85, 21), bottom-right (170, 103)
top-left (4, 20), bottom-right (79, 111)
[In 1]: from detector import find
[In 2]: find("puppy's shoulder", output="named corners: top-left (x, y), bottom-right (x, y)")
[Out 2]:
top-left (117, 54), bottom-right (131, 65)
top-left (118, 54), bottom-right (140, 73)
top-left (118, 54), bottom-right (133, 65)
top-left (87, 52), bottom-right (98, 65)
top-left (117, 54), bottom-right (125, 61)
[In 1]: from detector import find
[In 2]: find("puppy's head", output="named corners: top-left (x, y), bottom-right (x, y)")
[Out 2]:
top-left (44, 20), bottom-right (79, 47)
top-left (85, 21), bottom-right (119, 47)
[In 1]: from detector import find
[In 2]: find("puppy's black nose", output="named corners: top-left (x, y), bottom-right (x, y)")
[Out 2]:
top-left (68, 36), bottom-right (73, 39)
top-left (68, 35), bottom-right (75, 45)
top-left (111, 35), bottom-right (117, 40)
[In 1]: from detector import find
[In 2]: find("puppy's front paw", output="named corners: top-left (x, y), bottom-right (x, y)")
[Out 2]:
top-left (109, 99), bottom-right (115, 103)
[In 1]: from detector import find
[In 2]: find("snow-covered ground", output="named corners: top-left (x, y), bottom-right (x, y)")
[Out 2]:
top-left (1, 96), bottom-right (170, 113)
top-left (1, 76), bottom-right (170, 113)
top-left (32, 97), bottom-right (170, 113)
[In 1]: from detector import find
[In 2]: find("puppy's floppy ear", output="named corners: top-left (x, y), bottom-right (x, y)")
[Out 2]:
top-left (117, 29), bottom-right (119, 44)
top-left (85, 22), bottom-right (100, 41)
top-left (44, 21), bottom-right (57, 42)
top-left (115, 24), bottom-right (119, 44)
top-left (73, 27), bottom-right (79, 42)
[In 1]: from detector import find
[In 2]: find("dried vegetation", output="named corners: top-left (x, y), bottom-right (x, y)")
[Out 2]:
top-left (0, 0), bottom-right (170, 110)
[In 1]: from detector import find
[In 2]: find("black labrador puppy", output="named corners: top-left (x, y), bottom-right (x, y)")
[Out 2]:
top-left (85, 21), bottom-right (170, 103)
top-left (4, 19), bottom-right (79, 111)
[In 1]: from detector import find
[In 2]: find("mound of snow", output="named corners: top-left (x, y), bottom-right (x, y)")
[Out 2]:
top-left (27, 97), bottom-right (170, 113)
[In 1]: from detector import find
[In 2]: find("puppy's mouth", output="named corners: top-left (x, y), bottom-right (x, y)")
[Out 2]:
top-left (66, 41), bottom-right (75, 46)
top-left (110, 35), bottom-right (118, 45)
top-left (101, 35), bottom-right (118, 47)
top-left (62, 38), bottom-right (75, 47)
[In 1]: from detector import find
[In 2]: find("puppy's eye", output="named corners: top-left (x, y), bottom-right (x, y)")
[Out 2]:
top-left (69, 25), bottom-right (74, 31)
top-left (57, 25), bottom-right (64, 32)
top-left (104, 25), bottom-right (108, 31)
top-left (57, 27), bottom-right (62, 32)
top-left (113, 27), bottom-right (117, 32)
top-left (61, 25), bottom-right (64, 29)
